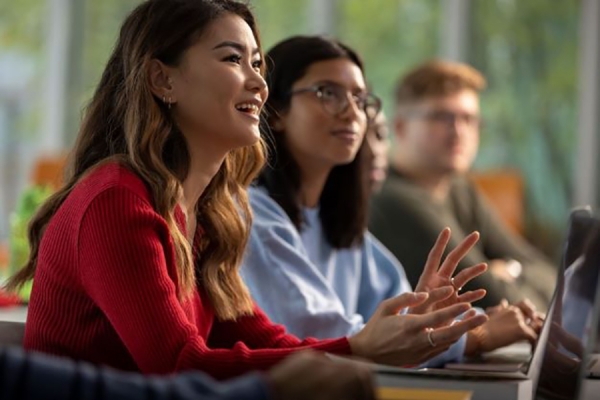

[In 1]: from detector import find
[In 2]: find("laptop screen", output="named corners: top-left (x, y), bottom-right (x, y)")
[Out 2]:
top-left (534, 215), bottom-right (600, 400)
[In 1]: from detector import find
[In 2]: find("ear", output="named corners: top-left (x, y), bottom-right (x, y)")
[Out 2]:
top-left (393, 113), bottom-right (407, 141)
top-left (268, 110), bottom-right (287, 132)
top-left (271, 117), bottom-right (284, 131)
top-left (148, 59), bottom-right (176, 104)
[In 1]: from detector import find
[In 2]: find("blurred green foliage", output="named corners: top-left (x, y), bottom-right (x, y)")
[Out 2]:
top-left (469, 0), bottom-right (579, 257)
top-left (8, 185), bottom-right (53, 301)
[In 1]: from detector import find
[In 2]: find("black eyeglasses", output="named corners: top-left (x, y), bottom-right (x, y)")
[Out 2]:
top-left (289, 83), bottom-right (381, 121)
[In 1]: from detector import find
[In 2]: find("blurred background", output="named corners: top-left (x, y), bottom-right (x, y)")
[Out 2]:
top-left (0, 0), bottom-right (598, 268)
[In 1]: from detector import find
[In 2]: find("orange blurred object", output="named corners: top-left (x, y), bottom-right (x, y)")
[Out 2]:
top-left (0, 242), bottom-right (8, 272)
top-left (31, 154), bottom-right (68, 189)
top-left (470, 169), bottom-right (524, 236)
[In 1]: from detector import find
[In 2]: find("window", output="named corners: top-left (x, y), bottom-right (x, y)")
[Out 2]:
top-left (469, 0), bottom-right (579, 253)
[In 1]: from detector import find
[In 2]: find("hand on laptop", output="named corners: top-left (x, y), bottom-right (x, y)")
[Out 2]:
top-left (410, 228), bottom-right (488, 315)
top-left (465, 304), bottom-right (538, 355)
top-left (486, 298), bottom-right (544, 331)
top-left (349, 292), bottom-right (488, 366)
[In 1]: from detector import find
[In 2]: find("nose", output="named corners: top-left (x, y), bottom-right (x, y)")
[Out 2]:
top-left (338, 93), bottom-right (366, 125)
top-left (245, 67), bottom-right (268, 97)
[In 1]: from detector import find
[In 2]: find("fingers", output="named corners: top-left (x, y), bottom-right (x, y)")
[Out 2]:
top-left (413, 303), bottom-right (472, 330)
top-left (516, 298), bottom-right (538, 320)
top-left (431, 311), bottom-right (489, 345)
top-left (418, 286), bottom-right (454, 307)
top-left (379, 292), bottom-right (429, 315)
top-left (409, 287), bottom-right (454, 314)
top-left (456, 289), bottom-right (487, 304)
top-left (451, 263), bottom-right (488, 289)
top-left (486, 298), bottom-right (509, 315)
top-left (438, 231), bottom-right (480, 278)
top-left (520, 323), bottom-right (538, 346)
top-left (422, 228), bottom-right (452, 277)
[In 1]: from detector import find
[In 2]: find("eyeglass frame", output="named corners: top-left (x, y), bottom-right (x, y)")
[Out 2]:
top-left (402, 109), bottom-right (482, 130)
top-left (288, 82), bottom-right (382, 121)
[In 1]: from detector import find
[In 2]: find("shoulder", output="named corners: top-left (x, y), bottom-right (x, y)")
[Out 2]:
top-left (371, 178), bottom-right (431, 224)
top-left (68, 162), bottom-right (157, 222)
top-left (77, 162), bottom-right (151, 200)
top-left (373, 171), bottom-right (429, 208)
top-left (75, 162), bottom-right (152, 203)
top-left (248, 186), bottom-right (288, 219)
top-left (248, 186), bottom-right (295, 228)
top-left (248, 185), bottom-right (302, 245)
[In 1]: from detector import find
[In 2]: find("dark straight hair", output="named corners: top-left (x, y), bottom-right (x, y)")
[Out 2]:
top-left (258, 35), bottom-right (369, 249)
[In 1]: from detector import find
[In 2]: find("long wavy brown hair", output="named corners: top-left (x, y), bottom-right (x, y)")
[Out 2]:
top-left (6, 0), bottom-right (264, 321)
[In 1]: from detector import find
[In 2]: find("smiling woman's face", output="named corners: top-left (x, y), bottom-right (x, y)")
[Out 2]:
top-left (276, 58), bottom-right (368, 171)
top-left (167, 13), bottom-right (268, 153)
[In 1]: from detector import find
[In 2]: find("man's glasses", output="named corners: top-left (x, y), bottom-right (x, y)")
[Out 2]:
top-left (406, 110), bottom-right (482, 129)
top-left (289, 83), bottom-right (381, 121)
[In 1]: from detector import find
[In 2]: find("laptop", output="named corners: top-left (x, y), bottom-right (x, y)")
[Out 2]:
top-left (563, 205), bottom-right (596, 269)
top-left (533, 212), bottom-right (600, 400)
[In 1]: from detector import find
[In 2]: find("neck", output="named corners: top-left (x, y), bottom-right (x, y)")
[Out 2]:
top-left (296, 158), bottom-right (332, 209)
top-left (180, 141), bottom-right (228, 231)
top-left (392, 153), bottom-right (452, 202)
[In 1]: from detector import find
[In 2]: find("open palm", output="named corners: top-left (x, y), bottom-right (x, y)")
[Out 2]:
top-left (410, 228), bottom-right (488, 315)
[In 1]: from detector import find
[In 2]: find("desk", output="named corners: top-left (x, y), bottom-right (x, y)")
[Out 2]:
top-left (578, 379), bottom-right (600, 400)
top-left (0, 306), bottom-right (27, 322)
top-left (329, 353), bottom-right (533, 400)
top-left (376, 371), bottom-right (532, 400)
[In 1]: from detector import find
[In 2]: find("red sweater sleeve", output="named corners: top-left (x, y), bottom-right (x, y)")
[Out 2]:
top-left (78, 187), bottom-right (350, 379)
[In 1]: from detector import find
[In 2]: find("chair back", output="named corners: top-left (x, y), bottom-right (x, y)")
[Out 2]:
top-left (469, 169), bottom-right (524, 235)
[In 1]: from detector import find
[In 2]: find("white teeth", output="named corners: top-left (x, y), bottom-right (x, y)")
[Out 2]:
top-left (235, 103), bottom-right (260, 114)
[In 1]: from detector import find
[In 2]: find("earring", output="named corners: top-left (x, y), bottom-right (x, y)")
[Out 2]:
top-left (167, 96), bottom-right (172, 110)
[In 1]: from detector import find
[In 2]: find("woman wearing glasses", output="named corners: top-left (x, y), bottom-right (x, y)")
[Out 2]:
top-left (241, 36), bottom-right (541, 364)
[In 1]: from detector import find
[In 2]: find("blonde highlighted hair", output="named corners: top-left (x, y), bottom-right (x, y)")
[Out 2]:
top-left (7, 0), bottom-right (264, 321)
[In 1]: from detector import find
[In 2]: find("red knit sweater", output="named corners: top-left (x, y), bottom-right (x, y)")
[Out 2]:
top-left (23, 163), bottom-right (351, 379)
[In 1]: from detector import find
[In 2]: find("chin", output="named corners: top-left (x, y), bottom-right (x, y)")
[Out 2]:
top-left (229, 127), bottom-right (261, 149)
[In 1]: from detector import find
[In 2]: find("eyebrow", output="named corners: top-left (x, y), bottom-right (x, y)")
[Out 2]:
top-left (314, 79), bottom-right (367, 93)
top-left (212, 41), bottom-right (260, 56)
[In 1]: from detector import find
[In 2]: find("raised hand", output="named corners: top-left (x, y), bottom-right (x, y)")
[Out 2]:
top-left (349, 292), bottom-right (488, 366)
top-left (411, 228), bottom-right (487, 315)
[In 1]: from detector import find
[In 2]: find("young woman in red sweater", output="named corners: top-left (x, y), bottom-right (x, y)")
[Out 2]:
top-left (7, 0), bottom-right (487, 379)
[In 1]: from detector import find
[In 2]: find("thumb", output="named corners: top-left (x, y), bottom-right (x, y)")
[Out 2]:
top-left (380, 292), bottom-right (429, 315)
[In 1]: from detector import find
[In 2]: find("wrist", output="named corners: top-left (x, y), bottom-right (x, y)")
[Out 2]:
top-left (348, 334), bottom-right (366, 359)
top-left (465, 326), bottom-right (485, 356)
